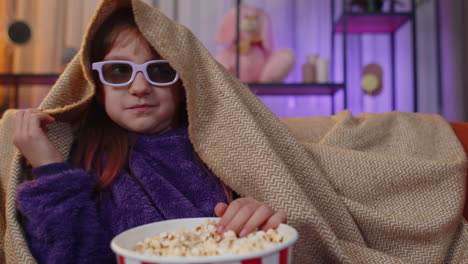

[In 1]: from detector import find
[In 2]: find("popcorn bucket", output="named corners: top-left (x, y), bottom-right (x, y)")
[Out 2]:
top-left (111, 217), bottom-right (298, 264)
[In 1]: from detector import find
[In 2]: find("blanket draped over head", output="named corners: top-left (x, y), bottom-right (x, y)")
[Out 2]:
top-left (0, 0), bottom-right (466, 263)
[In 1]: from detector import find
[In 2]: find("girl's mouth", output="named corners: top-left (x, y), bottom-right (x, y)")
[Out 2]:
top-left (129, 104), bottom-right (155, 112)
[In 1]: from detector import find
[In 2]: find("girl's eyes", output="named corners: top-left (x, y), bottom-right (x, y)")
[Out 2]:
top-left (110, 64), bottom-right (132, 75)
top-left (102, 63), bottom-right (134, 84)
top-left (147, 63), bottom-right (177, 82)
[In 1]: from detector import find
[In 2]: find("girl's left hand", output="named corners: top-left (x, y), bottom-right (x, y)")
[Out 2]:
top-left (214, 197), bottom-right (287, 237)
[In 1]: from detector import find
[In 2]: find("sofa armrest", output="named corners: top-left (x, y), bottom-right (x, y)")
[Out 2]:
top-left (450, 122), bottom-right (468, 219)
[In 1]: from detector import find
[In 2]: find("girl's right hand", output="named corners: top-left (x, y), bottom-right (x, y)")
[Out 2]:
top-left (13, 109), bottom-right (64, 168)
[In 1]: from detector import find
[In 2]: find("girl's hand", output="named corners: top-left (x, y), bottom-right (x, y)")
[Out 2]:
top-left (13, 109), bottom-right (64, 168)
top-left (214, 197), bottom-right (287, 237)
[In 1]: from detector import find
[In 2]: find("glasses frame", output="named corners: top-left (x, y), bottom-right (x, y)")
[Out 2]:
top-left (92, 60), bottom-right (179, 87)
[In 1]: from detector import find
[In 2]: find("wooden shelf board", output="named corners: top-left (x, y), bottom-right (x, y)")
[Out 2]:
top-left (0, 74), bottom-right (59, 86)
top-left (334, 12), bottom-right (412, 33)
top-left (247, 83), bottom-right (345, 96)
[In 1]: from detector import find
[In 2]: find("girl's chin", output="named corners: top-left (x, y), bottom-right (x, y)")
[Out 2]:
top-left (126, 125), bottom-right (171, 135)
top-left (129, 128), bottom-right (157, 134)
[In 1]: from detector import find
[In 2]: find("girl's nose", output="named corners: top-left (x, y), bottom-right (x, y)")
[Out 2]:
top-left (128, 72), bottom-right (152, 96)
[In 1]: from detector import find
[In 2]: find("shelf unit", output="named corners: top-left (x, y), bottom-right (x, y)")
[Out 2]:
top-left (331, 0), bottom-right (418, 112)
top-left (234, 0), bottom-right (418, 114)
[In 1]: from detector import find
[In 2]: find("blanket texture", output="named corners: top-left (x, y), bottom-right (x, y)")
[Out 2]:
top-left (0, 0), bottom-right (467, 263)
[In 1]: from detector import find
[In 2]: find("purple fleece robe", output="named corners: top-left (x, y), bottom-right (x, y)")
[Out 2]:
top-left (16, 127), bottom-right (227, 264)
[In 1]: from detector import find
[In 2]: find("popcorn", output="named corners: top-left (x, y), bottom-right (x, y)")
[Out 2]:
top-left (134, 219), bottom-right (283, 257)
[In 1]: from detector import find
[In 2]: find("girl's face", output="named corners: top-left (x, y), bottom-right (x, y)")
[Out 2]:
top-left (100, 30), bottom-right (182, 134)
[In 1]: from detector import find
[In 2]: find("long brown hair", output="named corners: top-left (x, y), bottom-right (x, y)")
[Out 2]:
top-left (74, 9), bottom-right (156, 190)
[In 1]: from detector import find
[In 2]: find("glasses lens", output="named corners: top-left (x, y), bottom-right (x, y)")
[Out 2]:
top-left (147, 62), bottom-right (177, 83)
top-left (102, 63), bottom-right (133, 84)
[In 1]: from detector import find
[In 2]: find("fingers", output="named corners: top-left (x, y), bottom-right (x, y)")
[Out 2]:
top-left (13, 110), bottom-right (25, 145)
top-left (238, 204), bottom-right (275, 237)
top-left (29, 112), bottom-right (55, 134)
top-left (220, 200), bottom-right (257, 235)
top-left (216, 197), bottom-right (287, 238)
top-left (16, 110), bottom-right (53, 141)
top-left (261, 211), bottom-right (287, 231)
top-left (12, 109), bottom-right (62, 168)
top-left (214, 202), bottom-right (228, 217)
top-left (215, 199), bottom-right (242, 233)
top-left (23, 109), bottom-right (32, 138)
top-left (217, 198), bottom-right (248, 233)
top-left (28, 108), bottom-right (55, 124)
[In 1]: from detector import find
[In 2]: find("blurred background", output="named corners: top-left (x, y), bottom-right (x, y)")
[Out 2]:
top-left (0, 0), bottom-right (467, 121)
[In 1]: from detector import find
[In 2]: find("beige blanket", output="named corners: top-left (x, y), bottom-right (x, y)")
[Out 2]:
top-left (1, 0), bottom-right (467, 263)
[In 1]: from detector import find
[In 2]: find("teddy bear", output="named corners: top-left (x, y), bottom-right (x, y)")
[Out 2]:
top-left (215, 5), bottom-right (295, 83)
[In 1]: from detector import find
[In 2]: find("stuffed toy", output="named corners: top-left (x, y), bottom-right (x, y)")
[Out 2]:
top-left (215, 5), bottom-right (295, 83)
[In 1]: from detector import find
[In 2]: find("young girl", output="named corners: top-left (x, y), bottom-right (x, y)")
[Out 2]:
top-left (4, 0), bottom-right (466, 263)
top-left (12, 8), bottom-right (286, 264)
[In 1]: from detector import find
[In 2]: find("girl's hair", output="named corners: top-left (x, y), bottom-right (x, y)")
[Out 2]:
top-left (74, 8), bottom-right (140, 190)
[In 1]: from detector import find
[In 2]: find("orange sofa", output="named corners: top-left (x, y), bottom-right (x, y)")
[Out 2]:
top-left (450, 123), bottom-right (468, 219)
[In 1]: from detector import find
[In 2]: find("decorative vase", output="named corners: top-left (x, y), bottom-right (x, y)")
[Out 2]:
top-left (302, 55), bottom-right (318, 83)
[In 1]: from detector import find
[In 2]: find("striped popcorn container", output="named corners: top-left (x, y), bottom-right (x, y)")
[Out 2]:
top-left (111, 218), bottom-right (298, 264)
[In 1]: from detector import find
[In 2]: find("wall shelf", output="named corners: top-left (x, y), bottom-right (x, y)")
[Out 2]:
top-left (334, 12), bottom-right (412, 33)
top-left (248, 83), bottom-right (344, 96)
top-left (0, 74), bottom-right (58, 86)
top-left (0, 74), bottom-right (59, 108)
